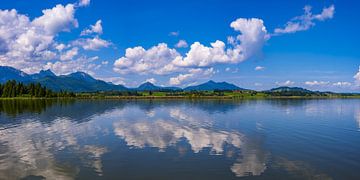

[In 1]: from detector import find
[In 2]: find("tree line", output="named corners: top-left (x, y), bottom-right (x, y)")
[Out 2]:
top-left (0, 80), bottom-right (75, 98)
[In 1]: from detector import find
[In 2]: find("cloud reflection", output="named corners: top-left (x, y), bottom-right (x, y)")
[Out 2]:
top-left (113, 107), bottom-right (268, 177)
top-left (0, 100), bottom-right (269, 178)
top-left (0, 117), bottom-right (108, 179)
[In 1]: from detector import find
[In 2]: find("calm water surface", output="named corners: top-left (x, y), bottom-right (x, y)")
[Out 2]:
top-left (0, 99), bottom-right (359, 180)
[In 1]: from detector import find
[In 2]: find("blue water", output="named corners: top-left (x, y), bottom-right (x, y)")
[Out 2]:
top-left (0, 99), bottom-right (359, 179)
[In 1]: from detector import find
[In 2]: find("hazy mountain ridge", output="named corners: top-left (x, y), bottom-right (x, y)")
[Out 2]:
top-left (0, 66), bottom-right (345, 94)
top-left (184, 80), bottom-right (245, 91)
top-left (0, 66), bottom-right (127, 92)
top-left (0, 66), bottom-right (249, 92)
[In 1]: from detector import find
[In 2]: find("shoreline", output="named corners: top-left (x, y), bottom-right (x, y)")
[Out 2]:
top-left (1, 95), bottom-right (360, 100)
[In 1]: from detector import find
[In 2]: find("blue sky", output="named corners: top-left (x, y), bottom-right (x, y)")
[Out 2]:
top-left (0, 0), bottom-right (359, 92)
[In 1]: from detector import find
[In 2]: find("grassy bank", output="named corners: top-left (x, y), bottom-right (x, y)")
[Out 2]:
top-left (2, 94), bottom-right (360, 100)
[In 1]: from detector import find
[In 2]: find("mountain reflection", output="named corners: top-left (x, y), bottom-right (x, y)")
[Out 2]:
top-left (0, 99), bottom-right (269, 179)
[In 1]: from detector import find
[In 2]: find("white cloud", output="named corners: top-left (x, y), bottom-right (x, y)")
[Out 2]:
top-left (0, 4), bottom-right (79, 73)
top-left (173, 18), bottom-right (268, 67)
top-left (60, 47), bottom-right (78, 61)
top-left (44, 56), bottom-right (99, 75)
top-left (225, 67), bottom-right (231, 72)
top-left (276, 80), bottom-right (295, 86)
top-left (354, 67), bottom-right (360, 86)
top-left (169, 68), bottom-right (214, 86)
top-left (169, 31), bottom-right (179, 36)
top-left (55, 43), bottom-right (66, 51)
top-left (254, 83), bottom-right (262, 86)
top-left (314, 5), bottom-right (335, 21)
top-left (305, 81), bottom-right (329, 86)
top-left (172, 41), bottom-right (230, 67)
top-left (113, 43), bottom-right (182, 75)
top-left (78, 0), bottom-right (91, 7)
top-left (111, 6), bottom-right (334, 86)
top-left (332, 82), bottom-right (352, 87)
top-left (0, 2), bottom-right (111, 76)
top-left (73, 36), bottom-right (110, 50)
top-left (227, 36), bottom-right (236, 46)
top-left (175, 40), bottom-right (188, 48)
top-left (255, 66), bottom-right (265, 71)
top-left (32, 4), bottom-right (78, 35)
top-left (145, 78), bottom-right (157, 84)
top-left (274, 5), bottom-right (335, 35)
top-left (114, 18), bottom-right (268, 77)
top-left (81, 20), bottom-right (102, 36)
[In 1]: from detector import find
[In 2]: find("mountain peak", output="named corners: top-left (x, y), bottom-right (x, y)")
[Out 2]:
top-left (40, 69), bottom-right (55, 75)
top-left (142, 82), bottom-right (155, 86)
top-left (137, 82), bottom-right (159, 90)
top-left (185, 80), bottom-right (244, 91)
top-left (67, 72), bottom-right (96, 82)
top-left (38, 69), bottom-right (55, 77)
top-left (0, 66), bottom-right (30, 83)
top-left (30, 69), bottom-right (55, 79)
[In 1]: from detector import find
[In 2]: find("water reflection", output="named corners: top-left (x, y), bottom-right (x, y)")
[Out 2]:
top-left (355, 106), bottom-right (360, 131)
top-left (112, 106), bottom-right (269, 177)
top-left (0, 99), bottom-right (359, 179)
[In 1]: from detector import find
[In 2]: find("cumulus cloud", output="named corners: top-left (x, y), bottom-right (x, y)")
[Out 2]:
top-left (354, 67), bottom-right (360, 86)
top-left (73, 36), bottom-right (110, 51)
top-left (169, 68), bottom-right (215, 86)
top-left (44, 56), bottom-right (99, 75)
top-left (332, 82), bottom-right (352, 87)
top-left (113, 43), bottom-right (182, 75)
top-left (114, 18), bottom-right (268, 85)
top-left (55, 43), bottom-right (66, 51)
top-left (0, 4), bottom-right (79, 73)
top-left (32, 4), bottom-right (78, 35)
top-left (0, 2), bottom-right (108, 75)
top-left (110, 5), bottom-right (336, 86)
top-left (276, 80), bottom-right (295, 86)
top-left (274, 5), bottom-right (335, 35)
top-left (304, 80), bottom-right (353, 88)
top-left (81, 20), bottom-right (102, 36)
top-left (305, 81), bottom-right (329, 86)
top-left (255, 66), bottom-right (265, 71)
top-left (175, 40), bottom-right (188, 48)
top-left (60, 47), bottom-right (78, 61)
top-left (78, 0), bottom-right (91, 7)
top-left (172, 18), bottom-right (268, 68)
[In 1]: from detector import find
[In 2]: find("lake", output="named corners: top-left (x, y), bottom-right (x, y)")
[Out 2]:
top-left (0, 99), bottom-right (359, 180)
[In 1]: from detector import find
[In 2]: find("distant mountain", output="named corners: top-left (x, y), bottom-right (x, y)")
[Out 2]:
top-left (30, 69), bottom-right (56, 79)
top-left (137, 82), bottom-right (162, 91)
top-left (268, 86), bottom-right (312, 93)
top-left (34, 73), bottom-right (127, 92)
top-left (136, 82), bottom-right (182, 91)
top-left (0, 66), bottom-right (127, 92)
top-left (184, 80), bottom-right (245, 91)
top-left (64, 72), bottom-right (97, 83)
top-left (0, 66), bottom-right (30, 83)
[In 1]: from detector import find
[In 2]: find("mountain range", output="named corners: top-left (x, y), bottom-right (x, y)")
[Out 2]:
top-left (0, 66), bottom-right (318, 93)
top-left (0, 66), bottom-right (246, 92)
top-left (0, 66), bottom-right (126, 92)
